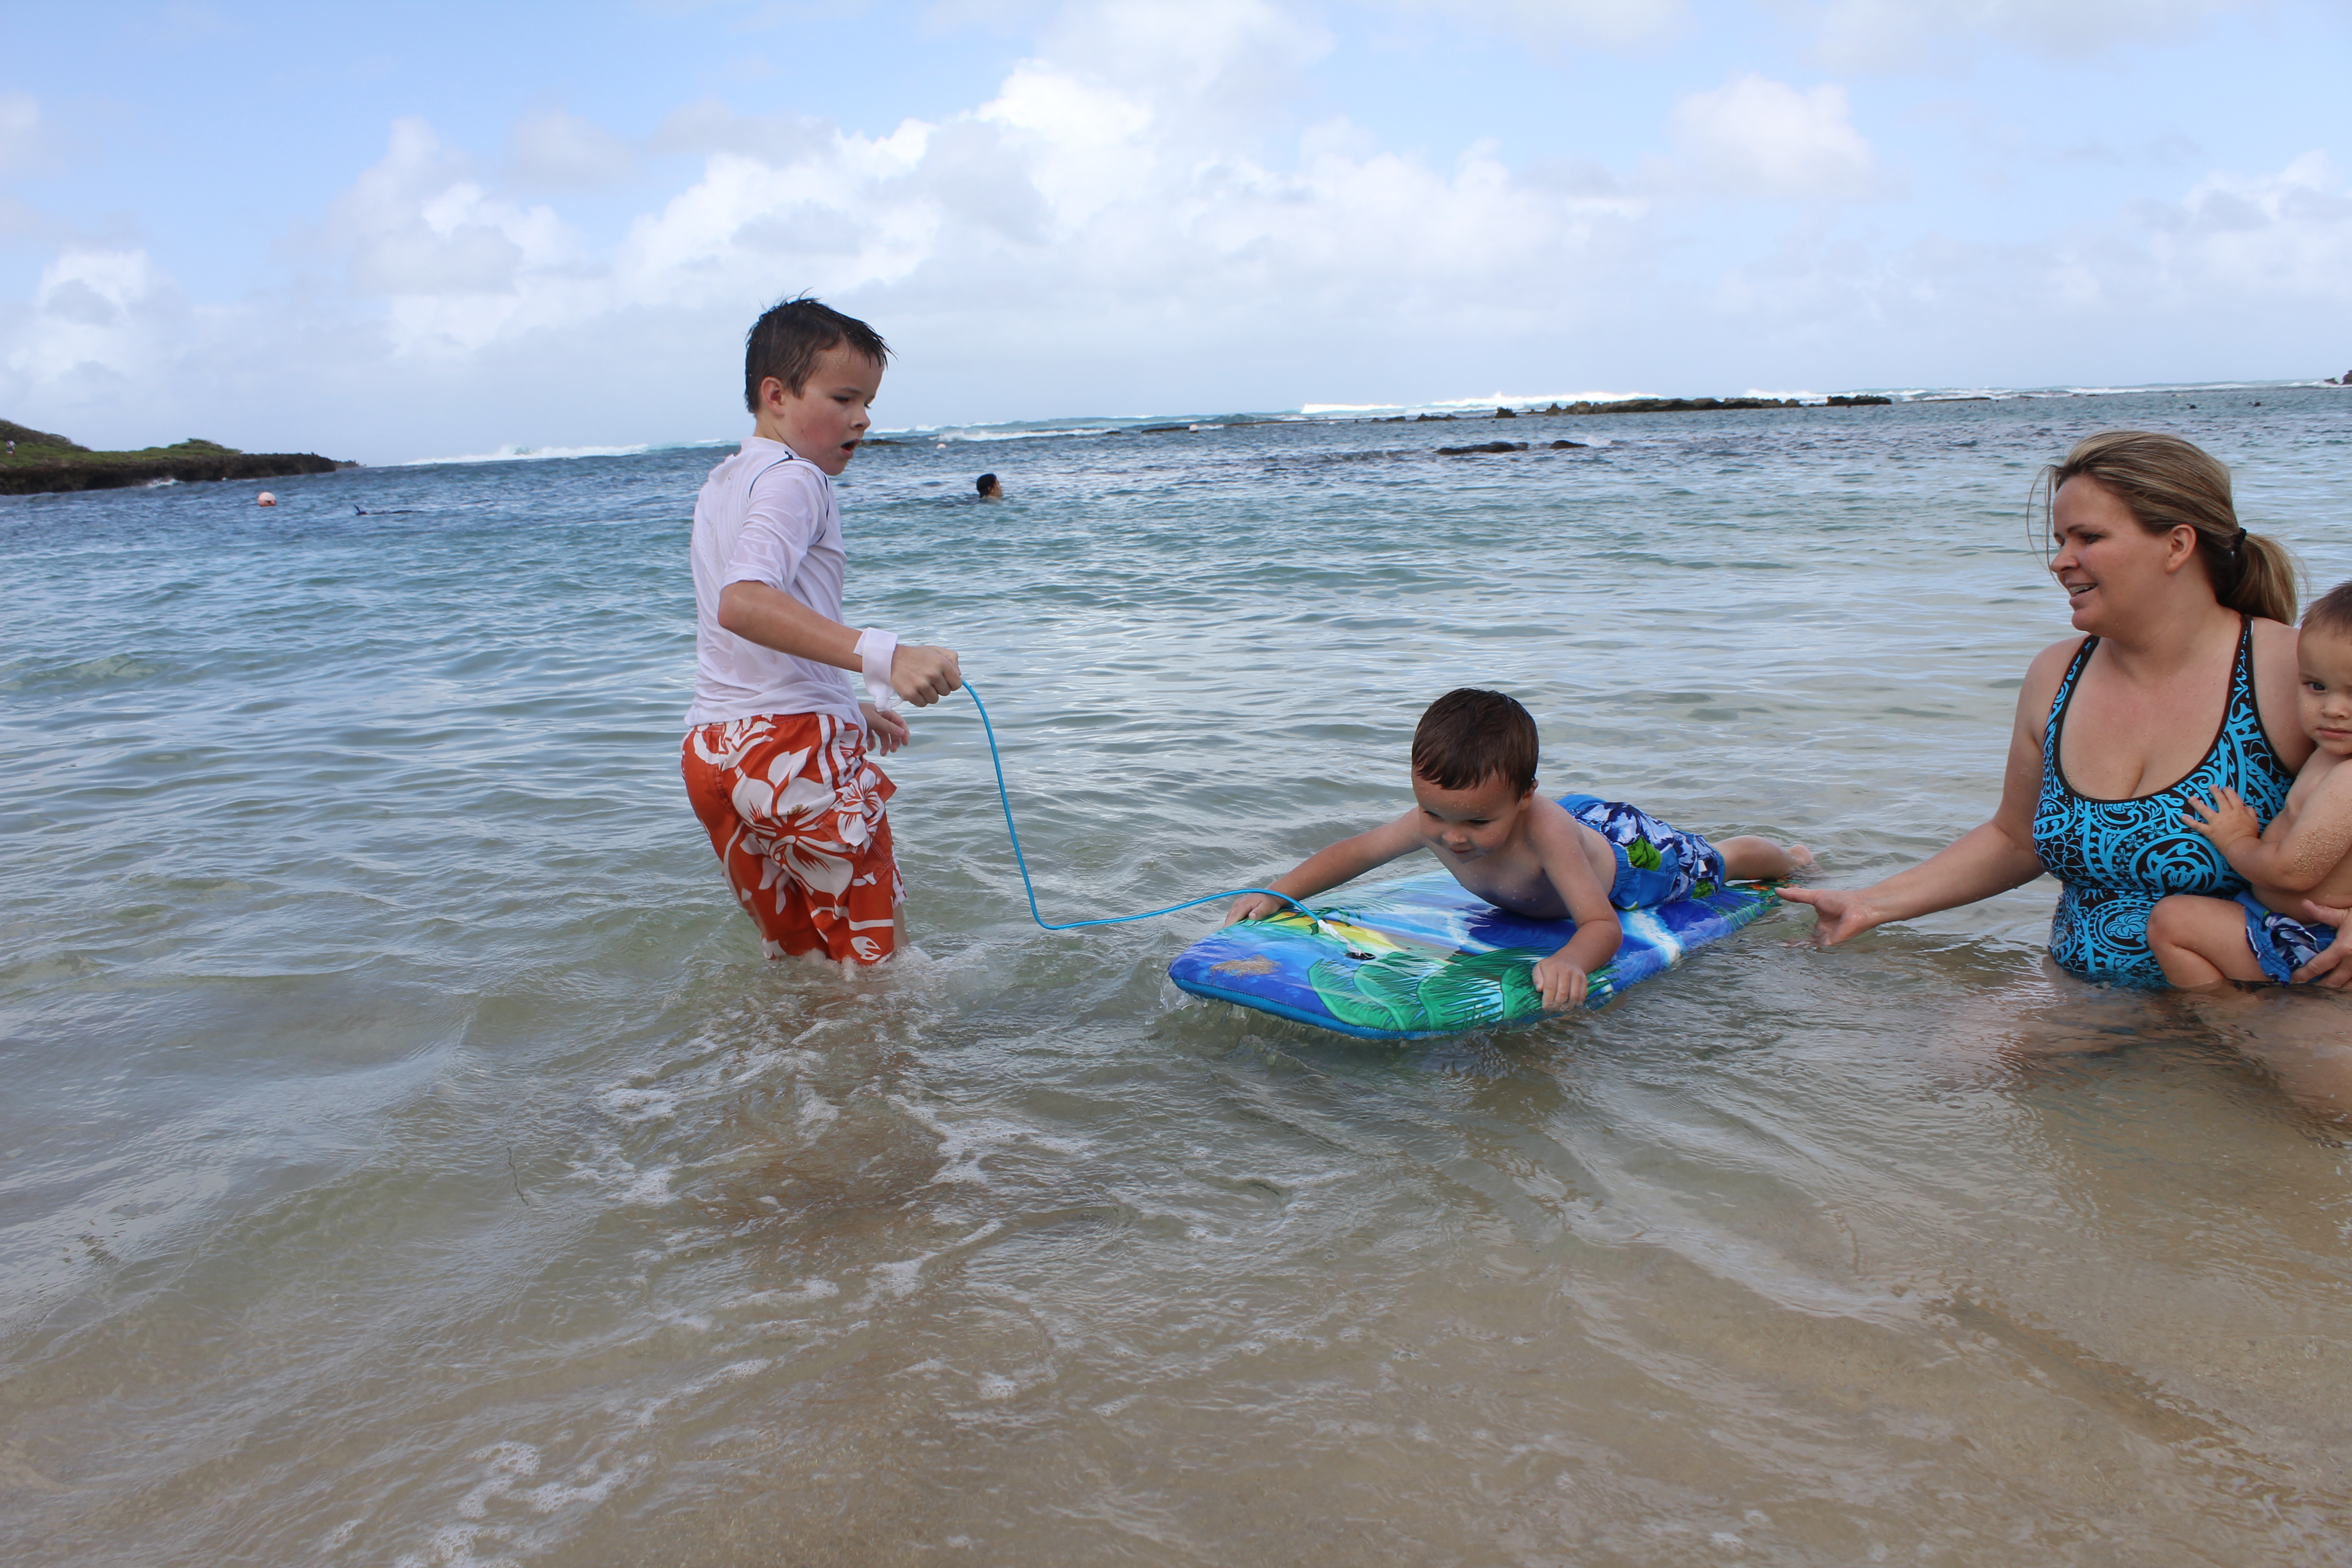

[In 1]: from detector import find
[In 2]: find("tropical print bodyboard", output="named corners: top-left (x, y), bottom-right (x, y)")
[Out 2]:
top-left (1167, 871), bottom-right (1779, 1040)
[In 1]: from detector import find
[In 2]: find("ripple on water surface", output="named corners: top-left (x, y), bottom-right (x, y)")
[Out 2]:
top-left (2, 392), bottom-right (2351, 1565)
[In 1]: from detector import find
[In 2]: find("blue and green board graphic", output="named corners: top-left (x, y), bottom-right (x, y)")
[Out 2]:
top-left (1168, 872), bottom-right (1780, 1040)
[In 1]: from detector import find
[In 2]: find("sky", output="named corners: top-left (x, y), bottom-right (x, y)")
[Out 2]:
top-left (0, 0), bottom-right (2345, 462)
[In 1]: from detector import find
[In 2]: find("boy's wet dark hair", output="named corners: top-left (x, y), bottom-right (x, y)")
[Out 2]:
top-left (743, 296), bottom-right (890, 413)
top-left (2304, 578), bottom-right (2352, 641)
top-left (1411, 688), bottom-right (1538, 794)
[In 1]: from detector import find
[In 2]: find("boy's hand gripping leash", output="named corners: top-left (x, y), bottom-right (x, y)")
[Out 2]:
top-left (958, 679), bottom-right (1376, 957)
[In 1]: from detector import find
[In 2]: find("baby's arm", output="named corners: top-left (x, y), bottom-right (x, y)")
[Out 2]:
top-left (1225, 812), bottom-right (1423, 923)
top-left (2188, 779), bottom-right (2352, 892)
top-left (1526, 811), bottom-right (1624, 1011)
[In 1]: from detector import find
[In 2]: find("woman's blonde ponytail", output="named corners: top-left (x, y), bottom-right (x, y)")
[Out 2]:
top-left (2048, 430), bottom-right (2298, 624)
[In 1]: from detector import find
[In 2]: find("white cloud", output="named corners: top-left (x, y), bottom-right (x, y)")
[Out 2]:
top-left (1397, 0), bottom-right (1689, 51)
top-left (1796, 0), bottom-right (2256, 70)
top-left (0, 0), bottom-right (2339, 456)
top-left (1665, 74), bottom-right (1889, 200)
top-left (649, 99), bottom-right (832, 164)
top-left (291, 12), bottom-right (1647, 380)
top-left (0, 194), bottom-right (55, 244)
top-left (5, 249), bottom-right (181, 389)
top-left (322, 119), bottom-right (584, 356)
top-left (506, 108), bottom-right (639, 189)
top-left (2139, 152), bottom-right (2352, 307)
top-left (1044, 0), bottom-right (1331, 111)
top-left (0, 93), bottom-right (50, 176)
top-left (1695, 151), bottom-right (2352, 374)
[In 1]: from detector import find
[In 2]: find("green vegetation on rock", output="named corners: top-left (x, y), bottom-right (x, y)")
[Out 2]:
top-left (1, 421), bottom-right (352, 496)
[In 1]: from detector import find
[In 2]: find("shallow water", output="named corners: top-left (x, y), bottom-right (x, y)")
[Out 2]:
top-left (5, 388), bottom-right (2351, 1565)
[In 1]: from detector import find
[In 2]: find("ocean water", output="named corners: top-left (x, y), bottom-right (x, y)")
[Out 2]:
top-left (5, 386), bottom-right (2351, 1566)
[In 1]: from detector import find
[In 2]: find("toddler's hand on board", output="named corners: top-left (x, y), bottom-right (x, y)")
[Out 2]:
top-left (1225, 892), bottom-right (1286, 925)
top-left (1531, 954), bottom-right (1588, 1012)
top-left (2181, 788), bottom-right (2259, 846)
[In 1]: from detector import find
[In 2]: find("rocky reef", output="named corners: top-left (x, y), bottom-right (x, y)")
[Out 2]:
top-left (1389, 393), bottom-right (1892, 424)
top-left (1437, 439), bottom-right (1592, 456)
top-left (0, 421), bottom-right (356, 497)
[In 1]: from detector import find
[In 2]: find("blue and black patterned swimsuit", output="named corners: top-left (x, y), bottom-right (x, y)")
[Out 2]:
top-left (2032, 617), bottom-right (2293, 988)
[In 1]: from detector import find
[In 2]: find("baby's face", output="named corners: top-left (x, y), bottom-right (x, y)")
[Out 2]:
top-left (1411, 772), bottom-right (1531, 863)
top-left (2297, 627), bottom-right (2352, 759)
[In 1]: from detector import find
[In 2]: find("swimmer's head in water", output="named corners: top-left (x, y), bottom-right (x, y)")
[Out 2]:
top-left (743, 296), bottom-right (890, 414)
top-left (1411, 688), bottom-right (1537, 797)
top-left (2042, 430), bottom-right (2296, 626)
top-left (976, 473), bottom-right (1001, 498)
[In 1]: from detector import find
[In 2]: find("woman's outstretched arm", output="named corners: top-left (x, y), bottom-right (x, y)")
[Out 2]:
top-left (1781, 645), bottom-right (2067, 944)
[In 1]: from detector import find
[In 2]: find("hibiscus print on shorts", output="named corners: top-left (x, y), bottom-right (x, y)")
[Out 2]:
top-left (682, 711), bottom-right (903, 964)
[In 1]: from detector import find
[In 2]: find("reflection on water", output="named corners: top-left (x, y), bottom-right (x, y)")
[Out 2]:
top-left (3, 390), bottom-right (2350, 1564)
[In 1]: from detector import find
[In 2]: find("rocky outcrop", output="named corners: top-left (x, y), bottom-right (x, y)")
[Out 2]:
top-left (1455, 393), bottom-right (1893, 418)
top-left (0, 424), bottom-right (356, 496)
top-left (1543, 396), bottom-right (1799, 415)
top-left (1437, 441), bottom-right (1529, 455)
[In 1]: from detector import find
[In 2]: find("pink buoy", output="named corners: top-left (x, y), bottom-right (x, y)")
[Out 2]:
top-left (257, 491), bottom-right (277, 506)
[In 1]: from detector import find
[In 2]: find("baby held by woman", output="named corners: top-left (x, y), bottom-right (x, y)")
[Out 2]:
top-left (2151, 579), bottom-right (2352, 988)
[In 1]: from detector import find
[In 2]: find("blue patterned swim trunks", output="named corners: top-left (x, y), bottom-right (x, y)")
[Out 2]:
top-left (2235, 892), bottom-right (2337, 984)
top-left (1556, 794), bottom-right (1726, 910)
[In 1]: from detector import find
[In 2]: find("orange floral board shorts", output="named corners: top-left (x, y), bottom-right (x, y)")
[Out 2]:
top-left (681, 711), bottom-right (903, 964)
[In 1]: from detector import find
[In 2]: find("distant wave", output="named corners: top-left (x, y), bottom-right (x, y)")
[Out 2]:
top-left (417, 379), bottom-right (2336, 466)
top-left (1300, 393), bottom-right (1654, 416)
top-left (914, 425), bottom-right (1126, 444)
top-left (397, 439), bottom-right (730, 467)
top-left (1301, 378), bottom-right (2329, 419)
top-left (1859, 378), bottom-right (2329, 402)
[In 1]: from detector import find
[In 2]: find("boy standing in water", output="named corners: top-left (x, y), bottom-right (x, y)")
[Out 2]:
top-left (1226, 689), bottom-right (1811, 1009)
top-left (2151, 581), bottom-right (2352, 987)
top-left (681, 298), bottom-right (961, 965)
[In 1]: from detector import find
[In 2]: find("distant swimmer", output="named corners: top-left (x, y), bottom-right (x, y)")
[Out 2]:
top-left (976, 473), bottom-right (1002, 500)
top-left (256, 491), bottom-right (277, 506)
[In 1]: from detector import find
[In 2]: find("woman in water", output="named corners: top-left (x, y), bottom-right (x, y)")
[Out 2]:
top-left (1785, 430), bottom-right (2351, 989)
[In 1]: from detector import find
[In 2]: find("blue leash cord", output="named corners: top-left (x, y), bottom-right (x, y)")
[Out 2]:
top-left (960, 678), bottom-right (1353, 943)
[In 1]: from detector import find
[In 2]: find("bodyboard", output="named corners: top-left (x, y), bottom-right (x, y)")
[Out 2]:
top-left (1167, 872), bottom-right (1779, 1040)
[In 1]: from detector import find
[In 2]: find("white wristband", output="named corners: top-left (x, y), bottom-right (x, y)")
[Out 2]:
top-left (854, 628), bottom-right (901, 712)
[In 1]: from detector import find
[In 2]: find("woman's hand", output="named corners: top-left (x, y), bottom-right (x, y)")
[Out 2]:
top-left (1531, 953), bottom-right (1591, 1012)
top-left (1778, 885), bottom-right (1886, 946)
top-left (2291, 901), bottom-right (2352, 988)
top-left (861, 703), bottom-right (910, 755)
top-left (2182, 786), bottom-right (2261, 849)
